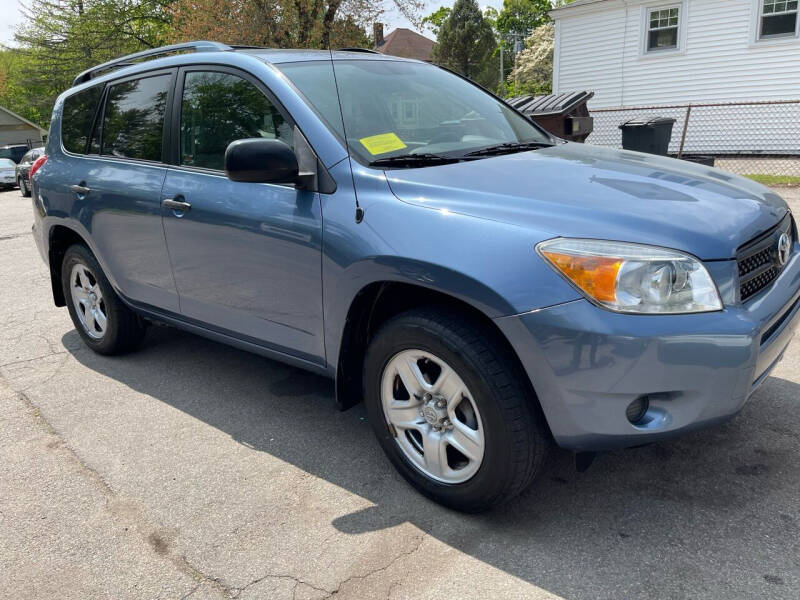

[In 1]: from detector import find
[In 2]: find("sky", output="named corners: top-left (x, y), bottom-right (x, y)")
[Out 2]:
top-left (0, 0), bottom-right (505, 46)
top-left (0, 1), bottom-right (26, 46)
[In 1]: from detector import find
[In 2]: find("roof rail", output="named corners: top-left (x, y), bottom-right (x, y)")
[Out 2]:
top-left (337, 47), bottom-right (381, 54)
top-left (72, 41), bottom-right (232, 87)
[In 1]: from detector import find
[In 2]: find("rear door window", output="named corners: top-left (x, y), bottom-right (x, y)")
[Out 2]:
top-left (179, 70), bottom-right (293, 170)
top-left (62, 86), bottom-right (103, 154)
top-left (101, 74), bottom-right (171, 162)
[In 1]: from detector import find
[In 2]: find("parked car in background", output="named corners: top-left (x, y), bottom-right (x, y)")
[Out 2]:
top-left (0, 159), bottom-right (17, 189)
top-left (31, 42), bottom-right (800, 512)
top-left (15, 147), bottom-right (44, 197)
top-left (0, 144), bottom-right (30, 164)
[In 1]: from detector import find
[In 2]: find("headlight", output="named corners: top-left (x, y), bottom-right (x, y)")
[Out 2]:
top-left (536, 238), bottom-right (722, 314)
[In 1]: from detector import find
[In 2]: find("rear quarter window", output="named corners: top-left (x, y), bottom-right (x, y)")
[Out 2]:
top-left (61, 85), bottom-right (103, 154)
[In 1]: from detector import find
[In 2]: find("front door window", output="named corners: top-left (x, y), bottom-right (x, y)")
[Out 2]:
top-left (180, 71), bottom-right (293, 170)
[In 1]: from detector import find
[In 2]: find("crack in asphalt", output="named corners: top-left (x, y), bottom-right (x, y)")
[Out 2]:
top-left (0, 351), bottom-right (68, 369)
top-left (234, 573), bottom-right (331, 598)
top-left (179, 582), bottom-right (203, 600)
top-left (322, 534), bottom-right (426, 599)
top-left (0, 231), bottom-right (32, 242)
top-left (233, 534), bottom-right (427, 599)
top-left (9, 388), bottom-right (233, 599)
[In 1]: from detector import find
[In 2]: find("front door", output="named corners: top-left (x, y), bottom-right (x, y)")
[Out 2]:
top-left (161, 67), bottom-right (325, 364)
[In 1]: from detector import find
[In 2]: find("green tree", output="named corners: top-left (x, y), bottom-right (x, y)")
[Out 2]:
top-left (0, 50), bottom-right (45, 126)
top-left (0, 0), bottom-right (409, 129)
top-left (496, 0), bottom-right (552, 40)
top-left (6, 0), bottom-right (173, 127)
top-left (422, 6), bottom-right (451, 37)
top-left (167, 0), bottom-right (420, 49)
top-left (432, 0), bottom-right (496, 87)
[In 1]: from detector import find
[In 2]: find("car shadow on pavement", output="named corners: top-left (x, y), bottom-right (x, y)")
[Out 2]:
top-left (64, 325), bottom-right (800, 599)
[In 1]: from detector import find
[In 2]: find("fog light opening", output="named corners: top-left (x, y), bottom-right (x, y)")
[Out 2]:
top-left (626, 395), bottom-right (650, 425)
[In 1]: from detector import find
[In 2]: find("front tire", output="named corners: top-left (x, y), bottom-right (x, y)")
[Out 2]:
top-left (363, 307), bottom-right (550, 512)
top-left (61, 244), bottom-right (146, 355)
top-left (19, 177), bottom-right (30, 197)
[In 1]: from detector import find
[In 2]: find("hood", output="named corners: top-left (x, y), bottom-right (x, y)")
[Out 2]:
top-left (383, 143), bottom-right (789, 260)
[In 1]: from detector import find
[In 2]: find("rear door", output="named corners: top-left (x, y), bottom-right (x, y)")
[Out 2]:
top-left (39, 75), bottom-right (179, 312)
top-left (160, 66), bottom-right (325, 363)
top-left (83, 70), bottom-right (179, 312)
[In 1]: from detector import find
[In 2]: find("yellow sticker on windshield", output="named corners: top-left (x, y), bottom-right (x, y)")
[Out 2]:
top-left (359, 132), bottom-right (407, 155)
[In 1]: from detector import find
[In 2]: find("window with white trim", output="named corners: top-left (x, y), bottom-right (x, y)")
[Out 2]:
top-left (646, 6), bottom-right (680, 51)
top-left (759, 0), bottom-right (798, 38)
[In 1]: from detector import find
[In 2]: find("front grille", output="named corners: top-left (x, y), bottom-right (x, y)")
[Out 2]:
top-left (740, 266), bottom-right (779, 301)
top-left (737, 213), bottom-right (793, 302)
top-left (738, 246), bottom-right (773, 277)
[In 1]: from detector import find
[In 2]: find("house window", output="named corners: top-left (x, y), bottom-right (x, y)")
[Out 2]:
top-left (647, 7), bottom-right (680, 51)
top-left (759, 0), bottom-right (798, 38)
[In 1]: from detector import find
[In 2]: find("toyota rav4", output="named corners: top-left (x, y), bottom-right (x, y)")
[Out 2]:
top-left (31, 42), bottom-right (799, 511)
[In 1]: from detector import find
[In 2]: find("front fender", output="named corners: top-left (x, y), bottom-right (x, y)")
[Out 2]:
top-left (321, 161), bottom-right (581, 371)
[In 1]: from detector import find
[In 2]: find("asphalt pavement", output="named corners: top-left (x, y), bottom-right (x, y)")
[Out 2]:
top-left (1, 186), bottom-right (799, 600)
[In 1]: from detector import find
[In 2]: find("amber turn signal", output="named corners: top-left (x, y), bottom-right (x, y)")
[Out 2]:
top-left (540, 251), bottom-right (622, 303)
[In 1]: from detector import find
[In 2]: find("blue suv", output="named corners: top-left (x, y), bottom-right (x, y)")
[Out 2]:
top-left (32, 42), bottom-right (799, 511)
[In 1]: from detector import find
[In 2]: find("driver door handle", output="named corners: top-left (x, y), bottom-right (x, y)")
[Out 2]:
top-left (162, 197), bottom-right (191, 212)
top-left (70, 184), bottom-right (91, 195)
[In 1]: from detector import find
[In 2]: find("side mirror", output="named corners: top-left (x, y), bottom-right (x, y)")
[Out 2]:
top-left (224, 138), bottom-right (299, 184)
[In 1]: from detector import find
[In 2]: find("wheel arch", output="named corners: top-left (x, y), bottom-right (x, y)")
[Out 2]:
top-left (47, 224), bottom-right (92, 306)
top-left (334, 281), bottom-right (547, 436)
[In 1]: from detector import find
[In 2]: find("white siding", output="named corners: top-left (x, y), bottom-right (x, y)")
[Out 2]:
top-left (556, 4), bottom-right (627, 106)
top-left (553, 0), bottom-right (800, 107)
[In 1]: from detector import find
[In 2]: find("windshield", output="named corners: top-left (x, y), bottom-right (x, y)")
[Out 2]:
top-left (276, 59), bottom-right (552, 165)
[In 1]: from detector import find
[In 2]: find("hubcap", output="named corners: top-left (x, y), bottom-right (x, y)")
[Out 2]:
top-left (381, 350), bottom-right (484, 484)
top-left (70, 263), bottom-right (108, 339)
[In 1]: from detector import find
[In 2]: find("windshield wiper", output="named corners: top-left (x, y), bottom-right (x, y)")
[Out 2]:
top-left (368, 153), bottom-right (461, 167)
top-left (461, 141), bottom-right (554, 157)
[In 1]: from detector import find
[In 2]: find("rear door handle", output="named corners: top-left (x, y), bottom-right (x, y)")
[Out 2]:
top-left (162, 198), bottom-right (191, 212)
top-left (70, 184), bottom-right (90, 195)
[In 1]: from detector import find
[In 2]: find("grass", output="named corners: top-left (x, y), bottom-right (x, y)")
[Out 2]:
top-left (744, 174), bottom-right (800, 186)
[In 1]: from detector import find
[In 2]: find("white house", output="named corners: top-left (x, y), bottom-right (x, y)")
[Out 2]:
top-left (549, 0), bottom-right (800, 156)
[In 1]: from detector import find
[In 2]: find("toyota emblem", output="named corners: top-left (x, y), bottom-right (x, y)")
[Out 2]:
top-left (777, 232), bottom-right (791, 266)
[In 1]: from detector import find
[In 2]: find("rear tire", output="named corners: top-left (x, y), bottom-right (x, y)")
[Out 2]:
top-left (363, 307), bottom-right (550, 512)
top-left (61, 244), bottom-right (146, 355)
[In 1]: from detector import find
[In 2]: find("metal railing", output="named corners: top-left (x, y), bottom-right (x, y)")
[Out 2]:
top-left (587, 99), bottom-right (800, 179)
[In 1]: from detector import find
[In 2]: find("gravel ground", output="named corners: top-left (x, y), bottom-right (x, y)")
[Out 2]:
top-left (1, 186), bottom-right (799, 600)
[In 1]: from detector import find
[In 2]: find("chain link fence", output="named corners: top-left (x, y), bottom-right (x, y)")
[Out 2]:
top-left (587, 100), bottom-right (800, 181)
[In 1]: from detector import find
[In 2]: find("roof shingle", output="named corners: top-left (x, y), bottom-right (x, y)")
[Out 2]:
top-left (375, 28), bottom-right (434, 61)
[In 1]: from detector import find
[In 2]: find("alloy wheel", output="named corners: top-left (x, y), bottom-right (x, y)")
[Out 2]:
top-left (69, 263), bottom-right (108, 339)
top-left (380, 349), bottom-right (485, 484)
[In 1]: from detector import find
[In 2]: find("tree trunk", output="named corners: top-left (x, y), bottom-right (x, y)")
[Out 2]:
top-left (320, 0), bottom-right (342, 47)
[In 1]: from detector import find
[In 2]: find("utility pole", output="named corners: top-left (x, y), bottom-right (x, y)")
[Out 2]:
top-left (499, 45), bottom-right (504, 92)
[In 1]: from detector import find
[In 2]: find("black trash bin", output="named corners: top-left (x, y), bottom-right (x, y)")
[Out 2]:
top-left (619, 117), bottom-right (675, 156)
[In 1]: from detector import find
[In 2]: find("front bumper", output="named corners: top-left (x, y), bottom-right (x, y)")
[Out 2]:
top-left (495, 252), bottom-right (800, 451)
